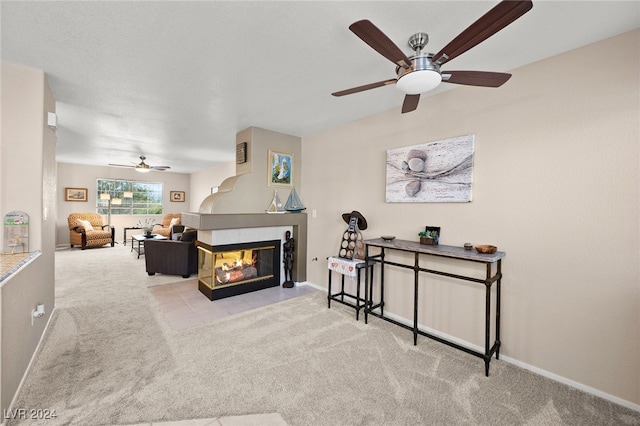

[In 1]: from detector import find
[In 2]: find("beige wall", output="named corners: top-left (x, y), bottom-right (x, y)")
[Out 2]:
top-left (1, 62), bottom-right (57, 414)
top-left (302, 30), bottom-right (640, 406)
top-left (56, 163), bottom-right (191, 247)
top-left (203, 127), bottom-right (303, 213)
top-left (189, 160), bottom-right (235, 212)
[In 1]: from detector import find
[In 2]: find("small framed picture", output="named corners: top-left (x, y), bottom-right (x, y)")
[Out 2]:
top-left (170, 191), bottom-right (185, 202)
top-left (268, 149), bottom-right (293, 187)
top-left (65, 187), bottom-right (88, 202)
top-left (236, 142), bottom-right (247, 164)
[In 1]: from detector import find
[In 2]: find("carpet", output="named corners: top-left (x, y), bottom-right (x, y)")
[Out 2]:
top-left (10, 246), bottom-right (640, 425)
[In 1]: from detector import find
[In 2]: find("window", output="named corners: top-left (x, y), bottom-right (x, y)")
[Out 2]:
top-left (97, 179), bottom-right (163, 215)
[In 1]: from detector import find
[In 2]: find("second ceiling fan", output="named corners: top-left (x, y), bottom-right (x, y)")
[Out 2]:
top-left (332, 0), bottom-right (533, 113)
top-left (108, 156), bottom-right (171, 173)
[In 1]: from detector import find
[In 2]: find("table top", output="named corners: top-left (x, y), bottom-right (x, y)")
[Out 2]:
top-left (132, 234), bottom-right (167, 242)
top-left (364, 238), bottom-right (505, 263)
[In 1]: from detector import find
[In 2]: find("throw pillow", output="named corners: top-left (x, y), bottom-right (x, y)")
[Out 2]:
top-left (77, 219), bottom-right (94, 231)
top-left (180, 229), bottom-right (197, 242)
top-left (170, 217), bottom-right (181, 226)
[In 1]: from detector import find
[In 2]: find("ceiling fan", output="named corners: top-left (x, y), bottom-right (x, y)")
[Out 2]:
top-left (108, 156), bottom-right (171, 173)
top-left (332, 0), bottom-right (533, 113)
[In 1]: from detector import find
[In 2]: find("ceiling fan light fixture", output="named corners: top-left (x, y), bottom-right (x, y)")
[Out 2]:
top-left (395, 54), bottom-right (442, 95)
top-left (135, 167), bottom-right (151, 173)
top-left (335, 2), bottom-right (534, 110)
top-left (396, 69), bottom-right (442, 95)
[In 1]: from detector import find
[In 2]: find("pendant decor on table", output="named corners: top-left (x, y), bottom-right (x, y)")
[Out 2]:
top-left (338, 210), bottom-right (368, 260)
top-left (386, 134), bottom-right (474, 203)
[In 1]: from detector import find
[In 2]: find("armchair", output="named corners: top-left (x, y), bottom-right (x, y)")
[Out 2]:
top-left (68, 213), bottom-right (115, 249)
top-left (144, 229), bottom-right (198, 278)
top-left (152, 213), bottom-right (181, 237)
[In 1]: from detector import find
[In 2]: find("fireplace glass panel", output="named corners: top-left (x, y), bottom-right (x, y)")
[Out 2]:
top-left (197, 240), bottom-right (280, 300)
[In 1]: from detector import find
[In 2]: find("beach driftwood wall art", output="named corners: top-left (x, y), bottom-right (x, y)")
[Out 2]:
top-left (386, 134), bottom-right (474, 203)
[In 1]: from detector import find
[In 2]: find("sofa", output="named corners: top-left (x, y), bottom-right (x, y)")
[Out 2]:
top-left (68, 212), bottom-right (115, 249)
top-left (152, 213), bottom-right (181, 238)
top-left (144, 228), bottom-right (198, 278)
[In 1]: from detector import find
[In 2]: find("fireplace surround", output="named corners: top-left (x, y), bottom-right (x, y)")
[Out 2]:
top-left (182, 212), bottom-right (307, 283)
top-left (197, 239), bottom-right (281, 300)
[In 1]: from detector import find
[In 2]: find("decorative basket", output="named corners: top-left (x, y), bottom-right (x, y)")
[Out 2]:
top-left (420, 237), bottom-right (435, 245)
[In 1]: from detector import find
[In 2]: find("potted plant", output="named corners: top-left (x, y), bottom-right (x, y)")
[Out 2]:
top-left (418, 230), bottom-right (438, 245)
top-left (136, 218), bottom-right (156, 237)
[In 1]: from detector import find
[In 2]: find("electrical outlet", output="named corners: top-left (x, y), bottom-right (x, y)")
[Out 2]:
top-left (31, 303), bottom-right (45, 326)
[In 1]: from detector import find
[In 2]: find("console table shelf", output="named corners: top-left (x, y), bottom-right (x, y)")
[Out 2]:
top-left (364, 238), bottom-right (505, 376)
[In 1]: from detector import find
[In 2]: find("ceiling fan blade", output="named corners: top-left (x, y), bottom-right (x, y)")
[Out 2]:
top-left (150, 166), bottom-right (171, 171)
top-left (401, 94), bottom-right (420, 113)
top-left (432, 0), bottom-right (533, 65)
top-left (442, 71), bottom-right (512, 87)
top-left (349, 20), bottom-right (412, 68)
top-left (332, 79), bottom-right (396, 97)
top-left (108, 163), bottom-right (135, 168)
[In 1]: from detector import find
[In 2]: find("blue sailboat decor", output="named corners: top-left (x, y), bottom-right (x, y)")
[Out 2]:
top-left (284, 186), bottom-right (306, 213)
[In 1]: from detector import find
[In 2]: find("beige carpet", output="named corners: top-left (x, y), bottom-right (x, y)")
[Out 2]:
top-left (9, 245), bottom-right (640, 425)
top-left (122, 413), bottom-right (287, 426)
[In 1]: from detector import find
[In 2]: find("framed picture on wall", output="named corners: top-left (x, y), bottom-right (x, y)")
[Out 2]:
top-left (170, 191), bottom-right (185, 202)
top-left (385, 134), bottom-right (474, 203)
top-left (65, 187), bottom-right (88, 202)
top-left (268, 150), bottom-right (293, 187)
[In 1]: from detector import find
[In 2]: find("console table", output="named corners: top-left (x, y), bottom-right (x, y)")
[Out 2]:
top-left (364, 238), bottom-right (505, 376)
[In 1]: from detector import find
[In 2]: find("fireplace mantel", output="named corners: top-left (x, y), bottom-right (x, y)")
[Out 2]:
top-left (182, 212), bottom-right (307, 282)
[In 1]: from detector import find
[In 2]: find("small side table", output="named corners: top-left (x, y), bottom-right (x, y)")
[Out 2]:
top-left (123, 227), bottom-right (142, 245)
top-left (327, 256), bottom-right (374, 321)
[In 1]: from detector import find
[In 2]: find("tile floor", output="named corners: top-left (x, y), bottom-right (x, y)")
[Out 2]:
top-left (148, 280), bottom-right (317, 330)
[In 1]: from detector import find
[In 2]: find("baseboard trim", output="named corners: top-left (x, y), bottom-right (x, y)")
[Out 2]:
top-left (298, 281), bottom-right (324, 291)
top-left (6, 307), bottom-right (57, 420)
top-left (500, 354), bottom-right (640, 413)
top-left (308, 281), bottom-right (640, 413)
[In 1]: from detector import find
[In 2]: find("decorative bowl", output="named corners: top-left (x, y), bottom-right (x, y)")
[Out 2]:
top-left (475, 245), bottom-right (497, 254)
top-left (381, 235), bottom-right (395, 241)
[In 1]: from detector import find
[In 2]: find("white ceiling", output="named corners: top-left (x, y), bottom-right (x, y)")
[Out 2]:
top-left (2, 1), bottom-right (638, 174)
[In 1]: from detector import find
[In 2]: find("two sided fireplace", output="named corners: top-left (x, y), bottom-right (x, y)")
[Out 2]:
top-left (196, 239), bottom-right (281, 300)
